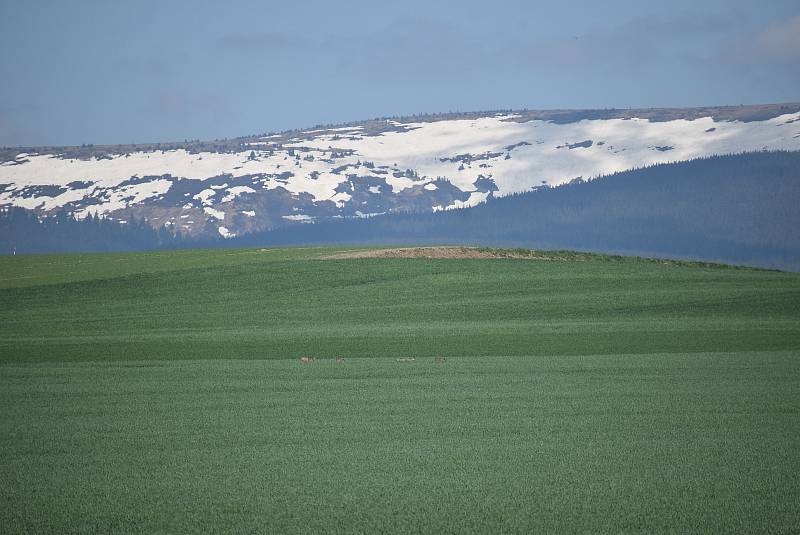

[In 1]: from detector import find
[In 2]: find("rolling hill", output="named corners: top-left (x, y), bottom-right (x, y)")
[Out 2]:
top-left (1, 247), bottom-right (799, 531)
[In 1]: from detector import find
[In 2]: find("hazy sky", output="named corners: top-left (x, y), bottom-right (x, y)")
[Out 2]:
top-left (1, 0), bottom-right (799, 147)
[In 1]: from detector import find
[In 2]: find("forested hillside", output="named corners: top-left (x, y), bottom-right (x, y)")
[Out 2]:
top-left (230, 151), bottom-right (800, 270)
top-left (0, 208), bottom-right (179, 254)
top-left (3, 151), bottom-right (799, 269)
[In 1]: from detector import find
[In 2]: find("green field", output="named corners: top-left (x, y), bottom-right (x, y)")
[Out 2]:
top-left (1, 247), bottom-right (799, 532)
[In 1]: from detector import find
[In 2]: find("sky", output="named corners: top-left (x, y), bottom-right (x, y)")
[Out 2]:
top-left (1, 0), bottom-right (799, 147)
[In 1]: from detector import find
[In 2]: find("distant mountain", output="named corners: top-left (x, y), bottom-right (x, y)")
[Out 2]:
top-left (226, 151), bottom-right (800, 271)
top-left (1, 103), bottom-right (799, 240)
top-left (3, 151), bottom-right (799, 270)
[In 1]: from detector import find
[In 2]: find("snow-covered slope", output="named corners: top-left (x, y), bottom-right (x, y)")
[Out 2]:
top-left (2, 104), bottom-right (799, 238)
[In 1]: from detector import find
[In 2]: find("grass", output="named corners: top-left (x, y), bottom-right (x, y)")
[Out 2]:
top-left (1, 247), bottom-right (798, 362)
top-left (1, 247), bottom-right (799, 532)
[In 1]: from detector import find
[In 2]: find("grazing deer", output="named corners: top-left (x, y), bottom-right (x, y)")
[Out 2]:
top-left (396, 357), bottom-right (416, 363)
top-left (335, 357), bottom-right (345, 363)
top-left (435, 356), bottom-right (446, 364)
top-left (299, 357), bottom-right (315, 363)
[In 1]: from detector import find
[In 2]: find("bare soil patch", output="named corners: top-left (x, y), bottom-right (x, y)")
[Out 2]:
top-left (317, 247), bottom-right (764, 270)
top-left (320, 246), bottom-right (581, 261)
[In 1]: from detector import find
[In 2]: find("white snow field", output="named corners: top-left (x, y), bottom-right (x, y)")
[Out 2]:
top-left (1, 108), bottom-right (799, 236)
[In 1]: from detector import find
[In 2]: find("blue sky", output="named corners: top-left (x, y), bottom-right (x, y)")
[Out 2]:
top-left (1, 0), bottom-right (798, 147)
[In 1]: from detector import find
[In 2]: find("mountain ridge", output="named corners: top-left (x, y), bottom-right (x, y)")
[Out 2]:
top-left (4, 102), bottom-right (800, 157)
top-left (2, 103), bottom-right (799, 241)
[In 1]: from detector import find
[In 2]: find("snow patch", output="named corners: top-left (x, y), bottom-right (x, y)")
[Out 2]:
top-left (436, 191), bottom-right (489, 211)
top-left (204, 206), bottom-right (225, 220)
top-left (193, 188), bottom-right (216, 205)
top-left (222, 186), bottom-right (255, 202)
top-left (282, 214), bottom-right (314, 222)
top-left (354, 210), bottom-right (385, 218)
